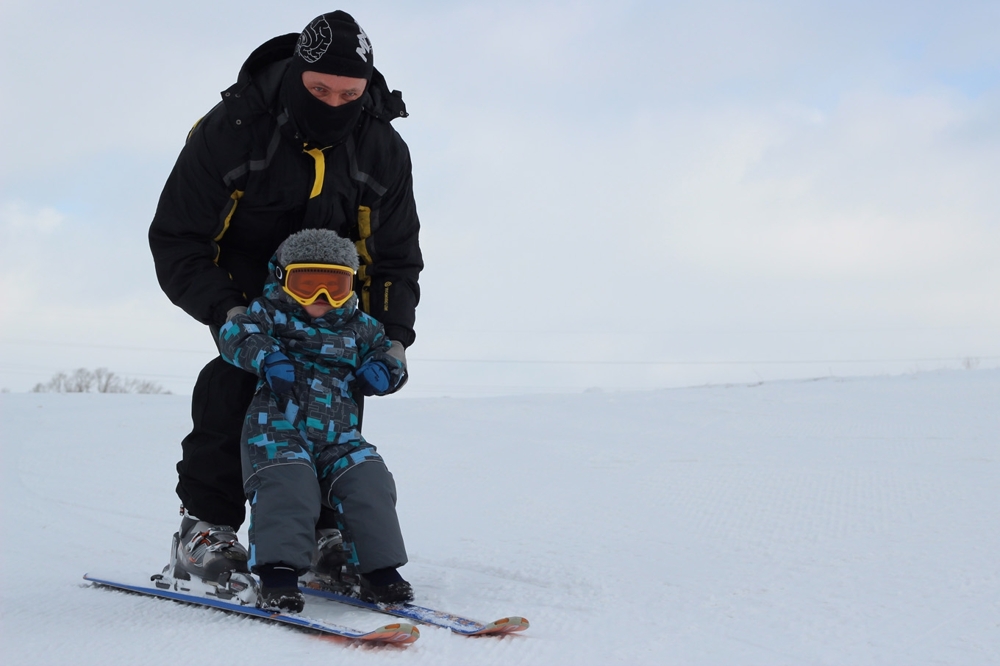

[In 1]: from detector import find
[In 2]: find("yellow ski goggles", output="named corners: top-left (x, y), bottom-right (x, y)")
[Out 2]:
top-left (277, 263), bottom-right (355, 308)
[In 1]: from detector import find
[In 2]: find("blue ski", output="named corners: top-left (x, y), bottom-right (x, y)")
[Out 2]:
top-left (299, 580), bottom-right (529, 635)
top-left (84, 574), bottom-right (419, 644)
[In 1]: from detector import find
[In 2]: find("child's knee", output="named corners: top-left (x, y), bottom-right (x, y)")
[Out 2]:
top-left (327, 460), bottom-right (397, 508)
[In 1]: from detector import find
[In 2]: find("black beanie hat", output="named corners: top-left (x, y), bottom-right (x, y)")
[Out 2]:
top-left (293, 11), bottom-right (374, 80)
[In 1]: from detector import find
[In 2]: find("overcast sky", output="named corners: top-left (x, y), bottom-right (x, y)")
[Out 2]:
top-left (1, 0), bottom-right (998, 396)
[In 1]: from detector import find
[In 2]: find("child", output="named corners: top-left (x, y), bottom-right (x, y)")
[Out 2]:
top-left (218, 228), bottom-right (411, 612)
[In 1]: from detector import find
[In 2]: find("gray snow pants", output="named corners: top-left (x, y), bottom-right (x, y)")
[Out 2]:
top-left (242, 447), bottom-right (408, 575)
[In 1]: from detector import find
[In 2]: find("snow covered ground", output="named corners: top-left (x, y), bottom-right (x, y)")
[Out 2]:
top-left (2, 369), bottom-right (998, 664)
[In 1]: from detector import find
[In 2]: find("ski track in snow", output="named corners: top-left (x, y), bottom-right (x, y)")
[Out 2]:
top-left (2, 369), bottom-right (998, 664)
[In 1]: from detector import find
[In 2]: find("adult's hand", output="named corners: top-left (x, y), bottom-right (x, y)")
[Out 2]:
top-left (387, 340), bottom-right (407, 373)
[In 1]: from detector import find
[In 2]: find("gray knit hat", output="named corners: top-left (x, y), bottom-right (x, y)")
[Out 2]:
top-left (277, 228), bottom-right (359, 271)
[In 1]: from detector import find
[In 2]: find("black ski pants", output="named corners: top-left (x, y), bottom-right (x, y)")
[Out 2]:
top-left (175, 355), bottom-right (363, 530)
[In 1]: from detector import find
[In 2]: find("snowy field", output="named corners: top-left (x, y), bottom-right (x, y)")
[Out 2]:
top-left (2, 369), bottom-right (998, 665)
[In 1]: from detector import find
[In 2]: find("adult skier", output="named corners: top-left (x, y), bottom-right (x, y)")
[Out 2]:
top-left (148, 10), bottom-right (422, 593)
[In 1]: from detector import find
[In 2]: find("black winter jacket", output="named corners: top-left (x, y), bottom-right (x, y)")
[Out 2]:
top-left (149, 34), bottom-right (422, 346)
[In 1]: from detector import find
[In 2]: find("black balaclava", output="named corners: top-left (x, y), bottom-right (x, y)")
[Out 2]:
top-left (281, 11), bottom-right (374, 146)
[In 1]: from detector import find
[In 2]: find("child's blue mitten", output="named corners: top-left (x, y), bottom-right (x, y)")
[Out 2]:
top-left (263, 351), bottom-right (295, 396)
top-left (356, 360), bottom-right (390, 396)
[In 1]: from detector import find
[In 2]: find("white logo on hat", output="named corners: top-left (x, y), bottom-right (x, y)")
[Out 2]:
top-left (356, 26), bottom-right (372, 62)
top-left (296, 16), bottom-right (333, 64)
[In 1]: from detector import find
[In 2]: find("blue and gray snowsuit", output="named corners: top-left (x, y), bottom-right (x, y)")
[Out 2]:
top-left (217, 257), bottom-right (407, 575)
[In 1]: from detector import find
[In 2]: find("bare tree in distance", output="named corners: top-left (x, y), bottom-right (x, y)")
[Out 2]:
top-left (32, 368), bottom-right (170, 394)
top-left (962, 357), bottom-right (981, 371)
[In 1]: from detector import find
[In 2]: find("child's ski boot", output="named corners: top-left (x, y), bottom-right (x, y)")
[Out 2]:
top-left (359, 568), bottom-right (414, 604)
top-left (257, 565), bottom-right (305, 613)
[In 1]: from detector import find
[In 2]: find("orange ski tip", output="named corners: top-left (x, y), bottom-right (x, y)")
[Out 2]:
top-left (370, 623), bottom-right (419, 644)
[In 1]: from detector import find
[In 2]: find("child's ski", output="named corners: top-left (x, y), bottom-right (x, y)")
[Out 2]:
top-left (299, 579), bottom-right (529, 635)
top-left (84, 574), bottom-right (419, 644)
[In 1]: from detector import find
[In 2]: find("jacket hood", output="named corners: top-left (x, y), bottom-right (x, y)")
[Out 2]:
top-left (229, 34), bottom-right (408, 122)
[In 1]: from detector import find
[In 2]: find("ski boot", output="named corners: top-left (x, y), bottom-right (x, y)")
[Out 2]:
top-left (172, 509), bottom-right (250, 582)
top-left (257, 565), bottom-right (305, 613)
top-left (299, 528), bottom-right (356, 593)
top-left (154, 508), bottom-right (256, 605)
top-left (312, 528), bottom-right (352, 578)
top-left (298, 529), bottom-right (413, 603)
top-left (359, 568), bottom-right (414, 604)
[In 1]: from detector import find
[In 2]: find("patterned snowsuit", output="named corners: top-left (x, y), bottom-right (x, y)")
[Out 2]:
top-left (217, 260), bottom-right (407, 575)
